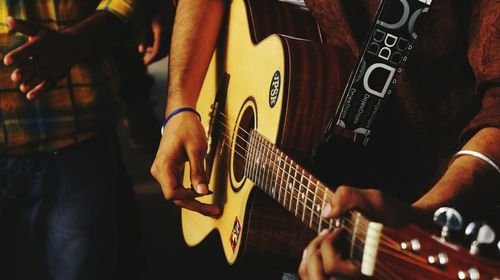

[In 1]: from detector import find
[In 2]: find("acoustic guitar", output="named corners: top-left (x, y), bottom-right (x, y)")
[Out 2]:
top-left (180, 0), bottom-right (500, 278)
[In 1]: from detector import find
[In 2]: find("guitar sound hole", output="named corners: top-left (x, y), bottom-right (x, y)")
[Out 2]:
top-left (232, 106), bottom-right (255, 185)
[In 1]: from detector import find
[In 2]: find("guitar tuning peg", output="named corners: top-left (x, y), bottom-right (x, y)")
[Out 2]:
top-left (465, 222), bottom-right (496, 255)
top-left (433, 207), bottom-right (463, 241)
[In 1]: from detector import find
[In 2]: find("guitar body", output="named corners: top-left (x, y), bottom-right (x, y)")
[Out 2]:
top-left (181, 1), bottom-right (500, 277)
top-left (181, 0), bottom-right (354, 270)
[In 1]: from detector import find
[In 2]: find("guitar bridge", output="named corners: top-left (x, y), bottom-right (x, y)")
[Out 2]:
top-left (206, 102), bottom-right (219, 155)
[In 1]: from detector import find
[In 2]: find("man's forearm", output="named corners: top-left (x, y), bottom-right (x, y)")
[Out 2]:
top-left (166, 0), bottom-right (227, 114)
top-left (64, 10), bottom-right (128, 59)
top-left (412, 127), bottom-right (500, 219)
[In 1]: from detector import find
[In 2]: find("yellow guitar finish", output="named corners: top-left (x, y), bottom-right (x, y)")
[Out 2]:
top-left (181, 0), bottom-right (287, 264)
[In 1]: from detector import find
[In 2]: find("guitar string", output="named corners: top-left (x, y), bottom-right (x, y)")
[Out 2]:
top-left (373, 264), bottom-right (399, 280)
top-left (207, 112), bottom-right (432, 268)
top-left (212, 122), bottom-right (413, 247)
top-left (202, 128), bottom-right (386, 257)
top-left (212, 112), bottom-right (421, 247)
top-left (377, 246), bottom-right (450, 277)
top-left (219, 128), bottom-right (433, 277)
top-left (205, 139), bottom-right (392, 279)
top-left (213, 113), bottom-right (332, 197)
top-left (212, 119), bottom-right (401, 242)
top-left (211, 126), bottom-right (420, 258)
top-left (213, 126), bottom-right (375, 242)
top-left (211, 104), bottom-right (467, 276)
top-left (211, 123), bottom-right (331, 210)
top-left (212, 118), bottom-right (388, 237)
top-left (211, 124), bottom-right (405, 279)
top-left (216, 125), bottom-right (433, 267)
top-left (211, 126), bottom-right (367, 228)
top-left (214, 112), bottom-right (349, 198)
top-left (214, 109), bottom-right (427, 257)
top-left (205, 133), bottom-right (435, 274)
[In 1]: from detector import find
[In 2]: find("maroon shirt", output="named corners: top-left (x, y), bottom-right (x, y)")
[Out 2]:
top-left (305, 0), bottom-right (499, 202)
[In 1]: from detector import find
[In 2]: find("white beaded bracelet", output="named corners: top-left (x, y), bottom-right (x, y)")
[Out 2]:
top-left (451, 150), bottom-right (500, 174)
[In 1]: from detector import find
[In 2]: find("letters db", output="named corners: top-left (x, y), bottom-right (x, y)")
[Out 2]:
top-left (334, 0), bottom-right (432, 145)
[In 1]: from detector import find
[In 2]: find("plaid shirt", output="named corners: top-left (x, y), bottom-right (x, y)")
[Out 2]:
top-left (0, 0), bottom-right (136, 154)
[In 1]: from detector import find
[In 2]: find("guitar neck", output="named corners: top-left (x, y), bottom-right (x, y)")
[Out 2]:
top-left (244, 130), bottom-right (330, 230)
top-left (243, 129), bottom-right (382, 276)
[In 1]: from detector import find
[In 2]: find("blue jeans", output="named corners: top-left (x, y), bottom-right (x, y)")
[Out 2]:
top-left (0, 132), bottom-right (140, 280)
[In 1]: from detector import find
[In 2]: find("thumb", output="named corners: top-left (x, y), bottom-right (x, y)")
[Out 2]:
top-left (7, 16), bottom-right (41, 36)
top-left (187, 146), bottom-right (209, 195)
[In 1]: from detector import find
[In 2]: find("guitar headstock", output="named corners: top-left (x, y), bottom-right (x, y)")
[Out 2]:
top-left (373, 208), bottom-right (500, 280)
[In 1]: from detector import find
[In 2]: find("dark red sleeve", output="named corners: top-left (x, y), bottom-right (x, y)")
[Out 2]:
top-left (461, 0), bottom-right (500, 141)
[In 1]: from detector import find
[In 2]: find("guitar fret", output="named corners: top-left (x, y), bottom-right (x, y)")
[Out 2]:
top-left (260, 136), bottom-right (267, 192)
top-left (309, 176), bottom-right (316, 228)
top-left (278, 151), bottom-right (284, 205)
top-left (353, 217), bottom-right (367, 267)
top-left (262, 138), bottom-right (268, 193)
top-left (288, 160), bottom-right (295, 212)
top-left (350, 212), bottom-right (362, 259)
top-left (256, 134), bottom-right (264, 186)
top-left (321, 188), bottom-right (330, 232)
top-left (317, 182), bottom-right (327, 230)
top-left (260, 135), bottom-right (267, 188)
top-left (270, 143), bottom-right (278, 199)
top-left (284, 158), bottom-right (289, 210)
top-left (245, 131), bottom-right (253, 179)
top-left (248, 131), bottom-right (253, 180)
top-left (315, 182), bottom-right (324, 213)
top-left (251, 132), bottom-right (258, 183)
top-left (301, 170), bottom-right (307, 222)
top-left (244, 134), bottom-right (249, 178)
top-left (294, 165), bottom-right (301, 217)
top-left (254, 133), bottom-right (262, 185)
top-left (251, 132), bottom-right (258, 185)
top-left (264, 139), bottom-right (273, 196)
top-left (283, 159), bottom-right (290, 210)
top-left (304, 174), bottom-right (314, 224)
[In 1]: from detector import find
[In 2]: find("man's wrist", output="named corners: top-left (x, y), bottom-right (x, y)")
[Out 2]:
top-left (165, 98), bottom-right (198, 117)
top-left (161, 107), bottom-right (201, 135)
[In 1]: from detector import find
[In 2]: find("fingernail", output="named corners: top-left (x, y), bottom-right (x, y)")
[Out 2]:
top-left (302, 249), bottom-right (307, 260)
top-left (321, 203), bottom-right (332, 218)
top-left (195, 183), bottom-right (208, 194)
top-left (20, 84), bottom-right (28, 93)
top-left (11, 71), bottom-right (19, 82)
top-left (4, 56), bottom-right (12, 66)
top-left (319, 229), bottom-right (329, 236)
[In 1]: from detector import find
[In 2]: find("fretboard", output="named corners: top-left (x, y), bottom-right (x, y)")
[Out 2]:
top-left (244, 130), bottom-right (332, 231)
top-left (242, 130), bottom-right (380, 272)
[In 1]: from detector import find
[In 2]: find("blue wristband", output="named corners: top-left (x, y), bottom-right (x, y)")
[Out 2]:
top-left (161, 107), bottom-right (201, 135)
